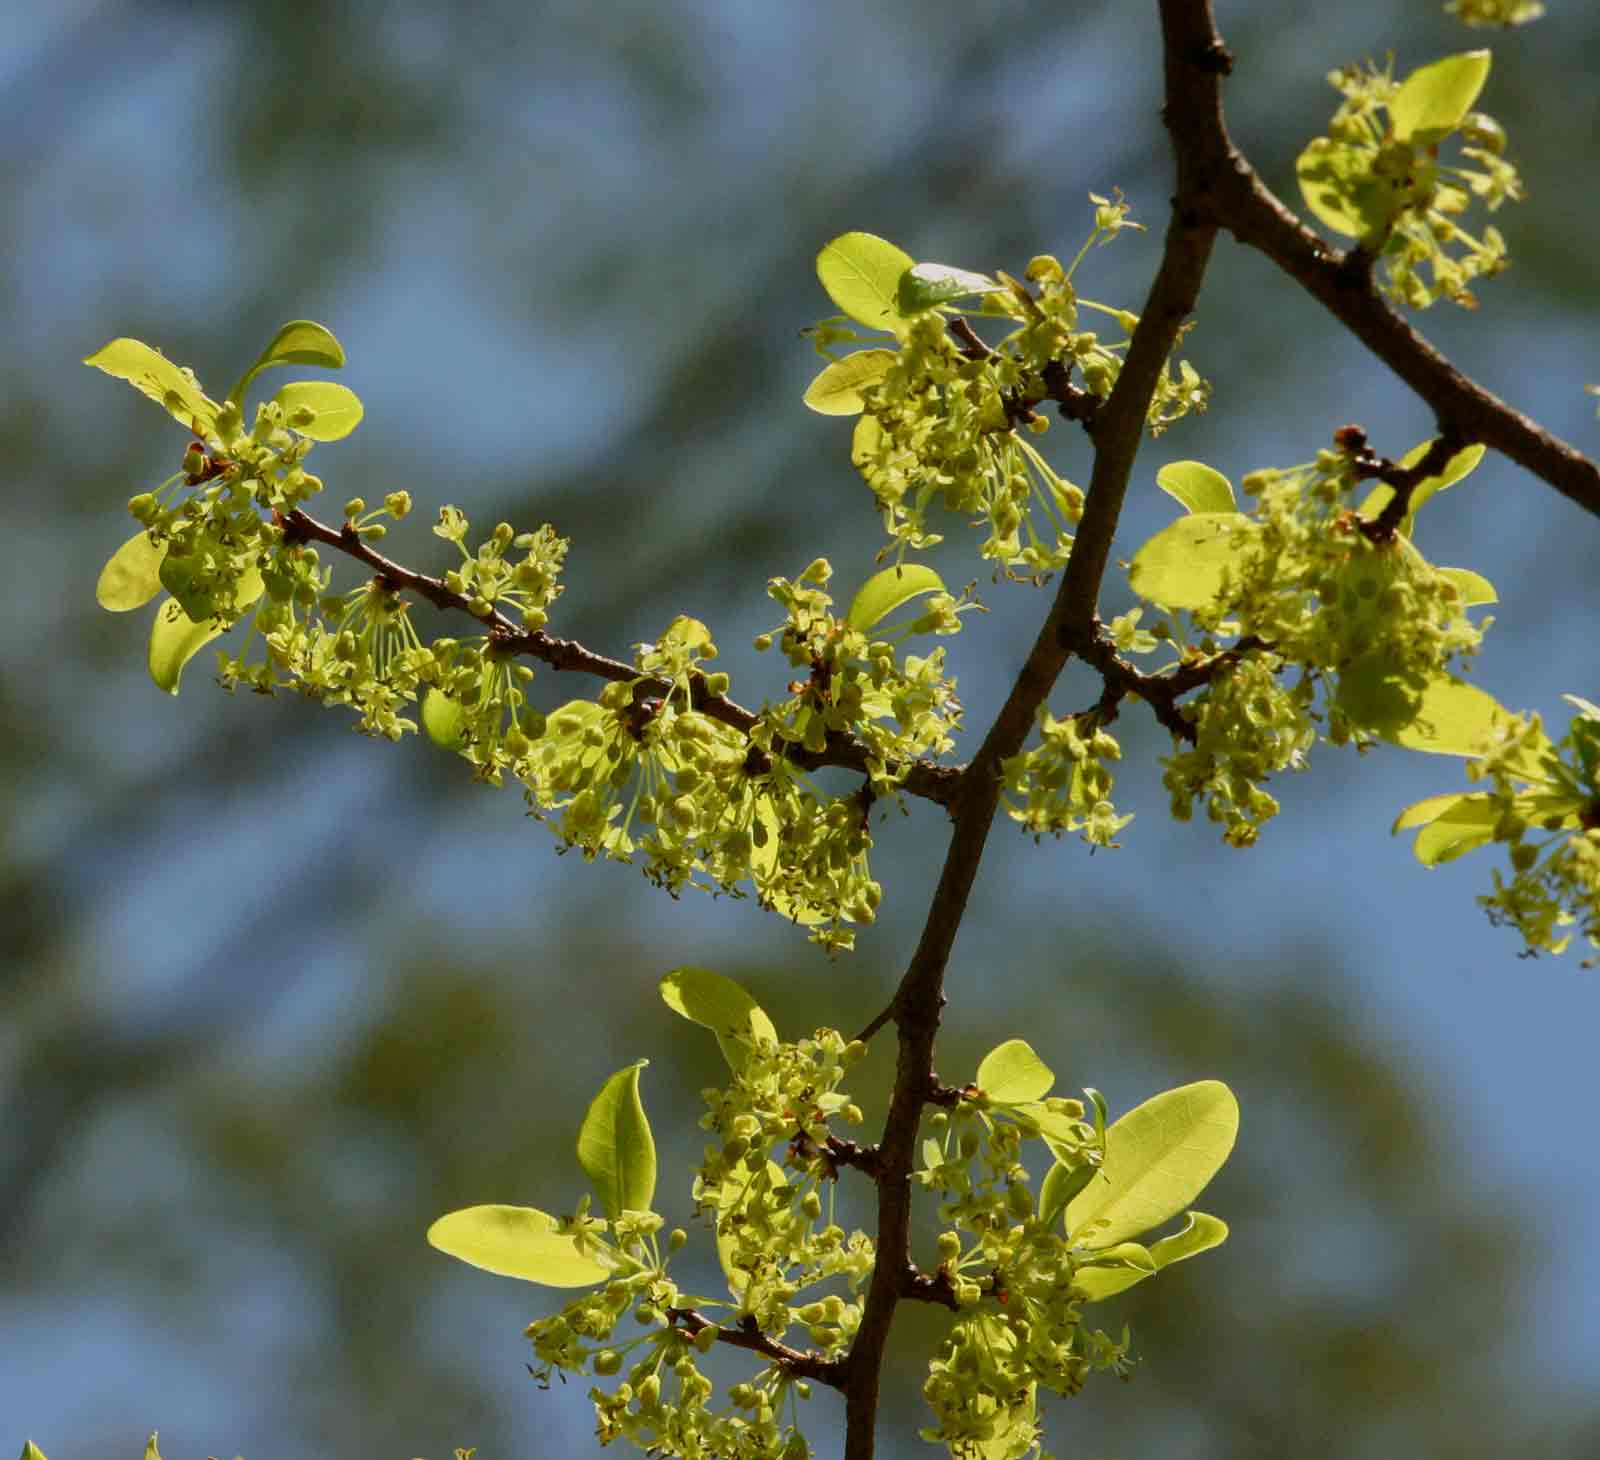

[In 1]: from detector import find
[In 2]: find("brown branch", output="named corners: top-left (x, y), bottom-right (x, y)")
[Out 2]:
top-left (1331, 425), bottom-right (1469, 542)
top-left (277, 507), bottom-right (963, 808)
top-left (839, 31), bottom-right (1224, 1460)
top-left (1067, 620), bottom-right (1271, 744)
top-left (1156, 0), bottom-right (1600, 523)
top-left (665, 1307), bottom-right (844, 1388)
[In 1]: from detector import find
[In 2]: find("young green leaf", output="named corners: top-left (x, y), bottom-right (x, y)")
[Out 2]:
top-left (1155, 460), bottom-right (1235, 515)
top-left (1127, 513), bottom-right (1260, 611)
top-left (845, 563), bottom-right (945, 633)
top-left (1336, 657), bottom-right (1513, 757)
top-left (1390, 50), bottom-right (1491, 146)
top-left (975, 1038), bottom-right (1054, 1103)
top-left (84, 338), bottom-right (220, 437)
top-left (1066, 1079), bottom-right (1238, 1250)
top-left (229, 319), bottom-right (346, 405)
top-left (802, 348), bottom-right (898, 416)
top-left (659, 966), bottom-right (778, 1069)
top-left (96, 530), bottom-right (166, 612)
top-left (147, 562), bottom-right (263, 695)
top-left (427, 1204), bottom-right (614, 1287)
top-left (21, 1443), bottom-right (49, 1460)
top-left (1037, 1159), bottom-right (1098, 1227)
top-left (816, 232), bottom-right (915, 337)
top-left (894, 262), bottom-right (1003, 315)
top-left (421, 687), bottom-right (469, 750)
top-left (143, 1438), bottom-right (161, 1460)
top-left (1438, 565), bottom-right (1497, 608)
top-left (1295, 138), bottom-right (1396, 242)
top-left (1072, 1210), bottom-right (1229, 1302)
top-left (577, 1060), bottom-right (657, 1221)
top-left (272, 380), bottom-right (365, 441)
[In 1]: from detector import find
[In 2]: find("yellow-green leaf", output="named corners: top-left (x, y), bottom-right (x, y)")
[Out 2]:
top-left (1073, 1210), bottom-right (1229, 1303)
top-left (1393, 790), bottom-right (1499, 865)
top-left (1336, 657), bottom-right (1513, 757)
top-left (231, 319), bottom-right (347, 405)
top-left (802, 348), bottom-right (897, 415)
top-left (143, 1437), bottom-right (161, 1460)
top-left (846, 563), bottom-right (945, 632)
top-left (976, 1038), bottom-right (1054, 1103)
top-left (84, 338), bottom-right (220, 437)
top-left (1390, 50), bottom-right (1491, 146)
top-left (22, 1443), bottom-right (50, 1460)
top-left (1155, 460), bottom-right (1235, 515)
top-left (146, 562), bottom-right (262, 695)
top-left (1439, 565), bottom-right (1497, 608)
top-left (1066, 1080), bottom-right (1238, 1250)
top-left (273, 380), bottom-right (364, 441)
top-left (96, 530), bottom-right (166, 612)
top-left (659, 967), bottom-right (778, 1069)
top-left (427, 1204), bottom-right (613, 1287)
top-left (1295, 137), bottom-right (1395, 241)
top-left (421, 687), bottom-right (468, 749)
top-left (1128, 512), bottom-right (1260, 611)
top-left (577, 1061), bottom-right (656, 1221)
top-left (816, 232), bottom-right (914, 337)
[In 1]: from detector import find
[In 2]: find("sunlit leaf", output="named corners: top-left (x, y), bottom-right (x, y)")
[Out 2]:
top-left (895, 262), bottom-right (1003, 315)
top-left (143, 1438), bottom-right (160, 1460)
top-left (21, 1443), bottom-right (49, 1460)
top-left (1336, 656), bottom-right (1513, 757)
top-left (230, 319), bottom-right (346, 404)
top-left (1295, 138), bottom-right (1395, 241)
top-left (577, 1061), bottom-right (656, 1221)
top-left (1127, 512), bottom-right (1260, 610)
top-left (96, 530), bottom-right (165, 612)
top-left (1155, 460), bottom-right (1235, 515)
top-left (846, 563), bottom-right (945, 632)
top-left (421, 687), bottom-right (468, 749)
top-left (1411, 795), bottom-right (1499, 864)
top-left (84, 338), bottom-right (220, 437)
top-left (426, 1204), bottom-right (613, 1287)
top-left (1073, 1210), bottom-right (1229, 1303)
top-left (272, 380), bottom-right (364, 441)
top-left (816, 232), bottom-right (914, 337)
top-left (146, 562), bottom-right (262, 695)
top-left (1038, 1159), bottom-right (1096, 1227)
top-left (1390, 50), bottom-right (1491, 146)
top-left (976, 1038), bottom-right (1054, 1103)
top-left (659, 966), bottom-right (778, 1069)
top-left (1066, 1080), bottom-right (1238, 1249)
top-left (802, 349), bottom-right (897, 416)
top-left (1439, 565), bottom-right (1497, 608)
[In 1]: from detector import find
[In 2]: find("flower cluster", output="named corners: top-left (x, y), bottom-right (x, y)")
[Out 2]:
top-left (1000, 708), bottom-right (1130, 848)
top-left (809, 207), bottom-right (1207, 575)
top-left (1296, 51), bottom-right (1523, 308)
top-left (754, 558), bottom-right (964, 794)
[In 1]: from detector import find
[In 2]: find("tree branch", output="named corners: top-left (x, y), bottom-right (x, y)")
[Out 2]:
top-left (278, 508), bottom-right (963, 807)
top-left (1157, 0), bottom-right (1600, 523)
top-left (839, 24), bottom-right (1226, 1459)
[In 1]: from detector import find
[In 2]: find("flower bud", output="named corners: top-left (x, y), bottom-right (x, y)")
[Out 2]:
top-left (385, 490), bottom-right (413, 518)
top-left (593, 1349), bottom-right (623, 1376)
top-left (343, 498), bottom-right (366, 520)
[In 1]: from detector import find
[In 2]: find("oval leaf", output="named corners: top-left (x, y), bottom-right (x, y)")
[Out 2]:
top-left (96, 530), bottom-right (166, 612)
top-left (1155, 461), bottom-right (1235, 515)
top-left (1439, 565), bottom-right (1497, 608)
top-left (660, 967), bottom-right (778, 1069)
top-left (1390, 50), bottom-right (1491, 146)
top-left (846, 563), bottom-right (946, 632)
top-left (1128, 512), bottom-right (1260, 611)
top-left (976, 1038), bottom-right (1054, 1103)
top-left (577, 1061), bottom-right (656, 1221)
top-left (817, 232), bottom-right (914, 337)
top-left (427, 1204), bottom-right (613, 1287)
top-left (254, 319), bottom-right (345, 371)
top-left (273, 380), bottom-right (365, 441)
top-left (1038, 1159), bottom-right (1097, 1228)
top-left (895, 262), bottom-right (1002, 315)
top-left (1336, 657), bottom-right (1513, 757)
top-left (421, 687), bottom-right (468, 749)
top-left (146, 563), bottom-right (262, 695)
top-left (1066, 1080), bottom-right (1238, 1249)
top-left (84, 338), bottom-right (219, 436)
top-left (803, 349), bottom-right (897, 416)
top-left (1295, 137), bottom-right (1394, 241)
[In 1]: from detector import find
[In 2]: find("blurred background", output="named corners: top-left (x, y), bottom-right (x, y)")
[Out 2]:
top-left (4, 2), bottom-right (1599, 1456)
